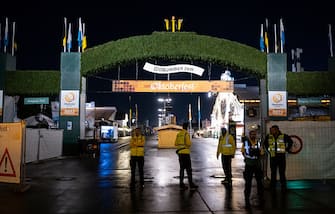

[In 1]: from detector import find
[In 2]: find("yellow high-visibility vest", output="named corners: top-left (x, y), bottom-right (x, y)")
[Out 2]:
top-left (268, 134), bottom-right (286, 157)
top-left (130, 135), bottom-right (145, 156)
top-left (175, 129), bottom-right (191, 154)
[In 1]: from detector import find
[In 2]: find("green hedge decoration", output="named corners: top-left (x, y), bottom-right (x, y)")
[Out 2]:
top-left (5, 70), bottom-right (60, 95)
top-left (81, 32), bottom-right (267, 77)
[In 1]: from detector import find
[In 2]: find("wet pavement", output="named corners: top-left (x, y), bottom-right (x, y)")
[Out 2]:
top-left (1, 136), bottom-right (335, 213)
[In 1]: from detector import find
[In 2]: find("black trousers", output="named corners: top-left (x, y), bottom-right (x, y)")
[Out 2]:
top-left (178, 154), bottom-right (193, 185)
top-left (244, 162), bottom-right (264, 199)
top-left (270, 155), bottom-right (286, 187)
top-left (130, 156), bottom-right (144, 185)
top-left (221, 155), bottom-right (233, 181)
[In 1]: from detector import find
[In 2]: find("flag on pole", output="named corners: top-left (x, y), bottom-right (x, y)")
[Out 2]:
top-left (67, 23), bottom-right (72, 52)
top-left (82, 22), bottom-right (87, 51)
top-left (4, 17), bottom-right (9, 53)
top-left (188, 103), bottom-right (192, 121)
top-left (264, 18), bottom-right (269, 53)
top-left (280, 18), bottom-right (285, 53)
top-left (77, 17), bottom-right (83, 52)
top-left (11, 22), bottom-right (15, 56)
top-left (62, 17), bottom-right (67, 52)
top-left (274, 23), bottom-right (278, 53)
top-left (198, 96), bottom-right (201, 130)
top-left (329, 24), bottom-right (333, 57)
top-left (260, 24), bottom-right (265, 52)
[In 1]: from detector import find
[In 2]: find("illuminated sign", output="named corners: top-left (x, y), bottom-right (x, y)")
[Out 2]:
top-left (143, 62), bottom-right (204, 76)
top-left (60, 90), bottom-right (79, 116)
top-left (112, 80), bottom-right (234, 93)
top-left (268, 91), bottom-right (287, 117)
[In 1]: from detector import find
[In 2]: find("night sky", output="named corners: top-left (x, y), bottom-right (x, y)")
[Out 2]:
top-left (2, 1), bottom-right (335, 126)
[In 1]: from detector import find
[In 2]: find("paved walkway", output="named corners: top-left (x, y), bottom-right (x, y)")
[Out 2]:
top-left (1, 136), bottom-right (335, 213)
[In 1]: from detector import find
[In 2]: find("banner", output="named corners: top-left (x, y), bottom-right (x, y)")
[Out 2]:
top-left (268, 91), bottom-right (287, 117)
top-left (0, 122), bottom-right (24, 184)
top-left (60, 90), bottom-right (79, 116)
top-left (143, 62), bottom-right (204, 76)
top-left (112, 80), bottom-right (234, 93)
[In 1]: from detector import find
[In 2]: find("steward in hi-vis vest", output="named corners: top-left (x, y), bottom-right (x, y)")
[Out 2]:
top-left (174, 123), bottom-right (198, 190)
top-left (175, 129), bottom-right (191, 154)
top-left (264, 125), bottom-right (293, 190)
top-left (241, 130), bottom-right (264, 207)
top-left (216, 127), bottom-right (236, 185)
top-left (130, 128), bottom-right (145, 189)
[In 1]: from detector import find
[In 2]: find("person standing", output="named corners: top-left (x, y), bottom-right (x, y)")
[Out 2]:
top-left (241, 130), bottom-right (264, 207)
top-left (175, 123), bottom-right (198, 190)
top-left (216, 127), bottom-right (236, 185)
top-left (130, 128), bottom-right (145, 189)
top-left (264, 125), bottom-right (293, 191)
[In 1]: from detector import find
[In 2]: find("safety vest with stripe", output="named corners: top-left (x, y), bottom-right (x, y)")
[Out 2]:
top-left (217, 134), bottom-right (236, 155)
top-left (268, 134), bottom-right (286, 157)
top-left (244, 139), bottom-right (261, 160)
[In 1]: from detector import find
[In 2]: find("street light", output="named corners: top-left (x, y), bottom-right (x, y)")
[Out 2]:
top-left (157, 97), bottom-right (172, 126)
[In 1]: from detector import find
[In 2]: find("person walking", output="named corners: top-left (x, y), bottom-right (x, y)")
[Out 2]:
top-left (216, 127), bottom-right (236, 185)
top-left (175, 123), bottom-right (198, 190)
top-left (264, 125), bottom-right (293, 191)
top-left (241, 130), bottom-right (264, 207)
top-left (130, 128), bottom-right (145, 189)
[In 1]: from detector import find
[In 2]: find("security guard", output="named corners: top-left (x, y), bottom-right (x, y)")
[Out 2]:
top-left (216, 127), bottom-right (236, 185)
top-left (130, 128), bottom-right (145, 189)
top-left (264, 125), bottom-right (293, 190)
top-left (241, 130), bottom-right (264, 207)
top-left (175, 123), bottom-right (198, 190)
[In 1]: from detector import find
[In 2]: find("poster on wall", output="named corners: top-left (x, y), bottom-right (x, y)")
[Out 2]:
top-left (60, 90), bottom-right (79, 116)
top-left (0, 90), bottom-right (3, 116)
top-left (268, 91), bottom-right (287, 117)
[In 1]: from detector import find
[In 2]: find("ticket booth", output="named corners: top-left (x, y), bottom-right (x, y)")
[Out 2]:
top-left (154, 124), bottom-right (182, 148)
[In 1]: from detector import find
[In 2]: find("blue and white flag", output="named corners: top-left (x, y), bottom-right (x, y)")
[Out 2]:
top-left (280, 18), bottom-right (285, 53)
top-left (77, 17), bottom-right (83, 51)
top-left (4, 17), bottom-right (9, 53)
top-left (67, 23), bottom-right (72, 52)
top-left (260, 24), bottom-right (265, 52)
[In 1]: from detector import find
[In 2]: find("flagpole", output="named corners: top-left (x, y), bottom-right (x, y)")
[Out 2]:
top-left (188, 103), bottom-right (192, 131)
top-left (280, 18), bottom-right (285, 53)
top-left (198, 96), bottom-right (201, 131)
top-left (82, 22), bottom-right (86, 52)
top-left (67, 23), bottom-right (72, 52)
top-left (11, 22), bottom-right (15, 56)
top-left (274, 23), bottom-right (278, 53)
top-left (265, 18), bottom-right (269, 53)
top-left (4, 17), bottom-right (8, 53)
top-left (63, 17), bottom-right (67, 52)
top-left (260, 23), bottom-right (265, 52)
top-left (329, 24), bottom-right (333, 57)
top-left (78, 17), bottom-right (82, 53)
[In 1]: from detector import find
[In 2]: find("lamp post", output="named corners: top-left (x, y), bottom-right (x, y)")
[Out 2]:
top-left (157, 97), bottom-right (172, 126)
